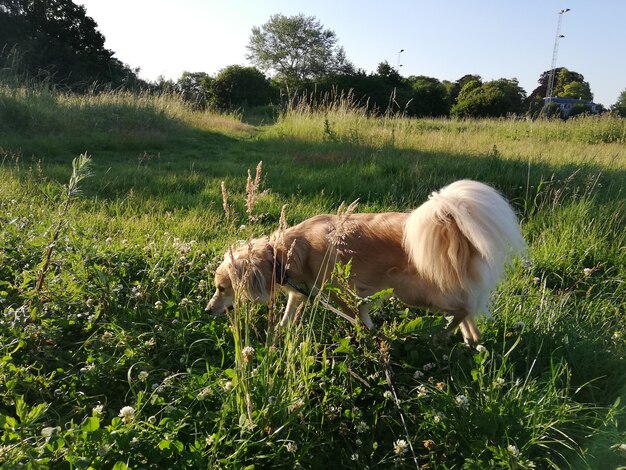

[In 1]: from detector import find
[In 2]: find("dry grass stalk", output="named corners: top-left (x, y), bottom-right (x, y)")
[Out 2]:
top-left (246, 161), bottom-right (263, 222)
top-left (220, 181), bottom-right (231, 223)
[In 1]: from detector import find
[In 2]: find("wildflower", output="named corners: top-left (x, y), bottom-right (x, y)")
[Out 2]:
top-left (197, 387), bottom-right (213, 401)
top-left (131, 285), bottom-right (144, 299)
top-left (224, 380), bottom-right (234, 391)
top-left (93, 404), bottom-right (104, 415)
top-left (433, 413), bottom-right (442, 424)
top-left (198, 279), bottom-right (207, 292)
top-left (138, 371), bottom-right (149, 382)
top-left (442, 354), bottom-right (449, 361)
top-left (105, 237), bottom-right (113, 244)
top-left (351, 453), bottom-right (359, 461)
top-left (476, 344), bottom-right (487, 353)
top-left (180, 297), bottom-right (192, 307)
top-left (495, 377), bottom-right (506, 387)
top-left (118, 406), bottom-right (135, 424)
top-left (423, 362), bottom-right (435, 372)
top-left (154, 301), bottom-right (163, 310)
top-left (436, 381), bottom-right (446, 391)
top-left (239, 224), bottom-right (247, 231)
top-left (383, 390), bottom-right (393, 400)
top-left (148, 415), bottom-right (157, 424)
top-left (355, 421), bottom-right (369, 433)
top-left (507, 444), bottom-right (520, 458)
top-left (532, 277), bottom-right (541, 284)
top-left (455, 395), bottom-right (469, 408)
top-left (86, 298), bottom-right (94, 308)
top-left (80, 364), bottom-right (95, 374)
top-left (583, 267), bottom-right (592, 276)
top-left (416, 385), bottom-right (428, 398)
top-left (423, 439), bottom-right (435, 450)
top-left (285, 441), bottom-right (298, 454)
top-left (206, 435), bottom-right (215, 446)
top-left (241, 346), bottom-right (255, 364)
top-left (157, 278), bottom-right (166, 288)
top-left (413, 370), bottom-right (424, 379)
top-left (393, 439), bottom-right (408, 456)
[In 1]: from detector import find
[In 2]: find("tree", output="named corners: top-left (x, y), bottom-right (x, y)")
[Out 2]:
top-left (612, 88), bottom-right (626, 117)
top-left (406, 75), bottom-right (450, 116)
top-left (560, 81), bottom-right (593, 100)
top-left (247, 13), bottom-right (352, 86)
top-left (0, 0), bottom-right (140, 89)
top-left (451, 78), bottom-right (526, 118)
top-left (176, 71), bottom-right (213, 109)
top-left (528, 67), bottom-right (592, 100)
top-left (210, 65), bottom-right (276, 110)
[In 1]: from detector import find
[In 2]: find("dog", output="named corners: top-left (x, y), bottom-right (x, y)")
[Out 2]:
top-left (206, 180), bottom-right (525, 343)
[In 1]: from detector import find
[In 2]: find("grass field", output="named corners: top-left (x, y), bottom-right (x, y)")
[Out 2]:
top-left (1, 81), bottom-right (625, 469)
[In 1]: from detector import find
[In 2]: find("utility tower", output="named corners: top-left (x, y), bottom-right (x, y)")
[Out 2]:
top-left (544, 8), bottom-right (570, 114)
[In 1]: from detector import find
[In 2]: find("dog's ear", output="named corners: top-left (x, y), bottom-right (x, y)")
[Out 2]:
top-left (228, 251), bottom-right (271, 304)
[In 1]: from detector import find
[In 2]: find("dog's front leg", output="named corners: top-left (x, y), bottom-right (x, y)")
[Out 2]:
top-left (278, 290), bottom-right (305, 328)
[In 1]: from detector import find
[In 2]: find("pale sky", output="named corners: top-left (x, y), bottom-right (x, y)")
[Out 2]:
top-left (79, 0), bottom-right (625, 106)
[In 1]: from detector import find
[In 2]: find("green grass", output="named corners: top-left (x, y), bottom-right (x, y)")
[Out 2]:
top-left (1, 81), bottom-right (625, 469)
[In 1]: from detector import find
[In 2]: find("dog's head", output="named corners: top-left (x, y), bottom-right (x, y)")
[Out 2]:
top-left (205, 239), bottom-right (274, 315)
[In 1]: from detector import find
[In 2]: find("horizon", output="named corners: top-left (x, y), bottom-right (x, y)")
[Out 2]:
top-left (78, 0), bottom-right (626, 107)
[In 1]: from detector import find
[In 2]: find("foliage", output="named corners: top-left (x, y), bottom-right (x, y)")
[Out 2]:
top-left (0, 0), bottom-right (141, 90)
top-left (247, 13), bottom-right (353, 86)
top-left (451, 78), bottom-right (526, 117)
top-left (175, 71), bottom-right (213, 110)
top-left (210, 65), bottom-right (277, 111)
top-left (612, 88), bottom-right (626, 117)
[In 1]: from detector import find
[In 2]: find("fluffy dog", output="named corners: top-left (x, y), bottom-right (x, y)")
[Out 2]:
top-left (206, 180), bottom-right (525, 343)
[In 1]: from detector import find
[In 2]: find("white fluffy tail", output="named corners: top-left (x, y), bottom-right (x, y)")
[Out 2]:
top-left (403, 180), bottom-right (525, 312)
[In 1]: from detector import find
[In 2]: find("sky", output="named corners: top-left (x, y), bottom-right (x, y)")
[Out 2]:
top-left (78, 0), bottom-right (626, 106)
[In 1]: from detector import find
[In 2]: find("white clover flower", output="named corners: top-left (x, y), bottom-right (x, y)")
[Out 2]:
top-left (413, 370), bottom-right (424, 379)
top-left (355, 421), bottom-right (369, 433)
top-left (86, 298), bottom-right (94, 308)
top-left (197, 387), bottom-right (213, 401)
top-left (423, 362), bottom-right (435, 372)
top-left (393, 439), bottom-right (409, 456)
top-left (495, 377), bottom-right (506, 386)
top-left (433, 413), bottom-right (442, 424)
top-left (154, 301), bottom-right (163, 310)
top-left (416, 385), bottom-right (428, 398)
top-left (93, 404), bottom-right (104, 415)
top-left (285, 441), bottom-right (298, 454)
top-left (583, 267), bottom-right (592, 276)
top-left (241, 346), bottom-right (255, 364)
top-left (148, 415), bottom-right (157, 424)
top-left (206, 435), bottom-right (215, 446)
top-left (118, 406), bottom-right (135, 424)
top-left (351, 453), bottom-right (358, 461)
top-left (180, 297), bottom-right (192, 307)
top-left (105, 237), bottom-right (113, 244)
top-left (138, 371), bottom-right (149, 382)
top-left (508, 444), bottom-right (520, 458)
top-left (442, 354), bottom-right (449, 361)
top-left (455, 395), bottom-right (469, 408)
top-left (131, 285), bottom-right (144, 299)
top-left (383, 390), bottom-right (393, 400)
top-left (157, 278), bottom-right (167, 288)
top-left (224, 380), bottom-right (234, 391)
top-left (476, 344), bottom-right (487, 353)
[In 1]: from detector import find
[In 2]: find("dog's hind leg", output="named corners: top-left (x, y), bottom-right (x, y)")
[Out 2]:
top-left (279, 290), bottom-right (305, 328)
top-left (444, 309), bottom-right (479, 344)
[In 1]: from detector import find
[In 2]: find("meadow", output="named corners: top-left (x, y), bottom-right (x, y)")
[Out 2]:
top-left (1, 80), bottom-right (625, 469)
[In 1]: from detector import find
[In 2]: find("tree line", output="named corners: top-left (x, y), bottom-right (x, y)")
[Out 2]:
top-left (2, 2), bottom-right (626, 118)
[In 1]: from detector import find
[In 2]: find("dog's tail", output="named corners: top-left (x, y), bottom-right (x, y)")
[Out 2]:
top-left (403, 180), bottom-right (525, 312)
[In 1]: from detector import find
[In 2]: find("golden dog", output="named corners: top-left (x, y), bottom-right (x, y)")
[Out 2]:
top-left (206, 180), bottom-right (525, 343)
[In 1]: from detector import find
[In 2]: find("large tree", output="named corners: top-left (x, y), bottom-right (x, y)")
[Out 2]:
top-left (246, 13), bottom-right (352, 86)
top-left (210, 65), bottom-right (276, 110)
top-left (0, 0), bottom-right (140, 89)
top-left (451, 78), bottom-right (526, 118)
top-left (529, 67), bottom-right (592, 101)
